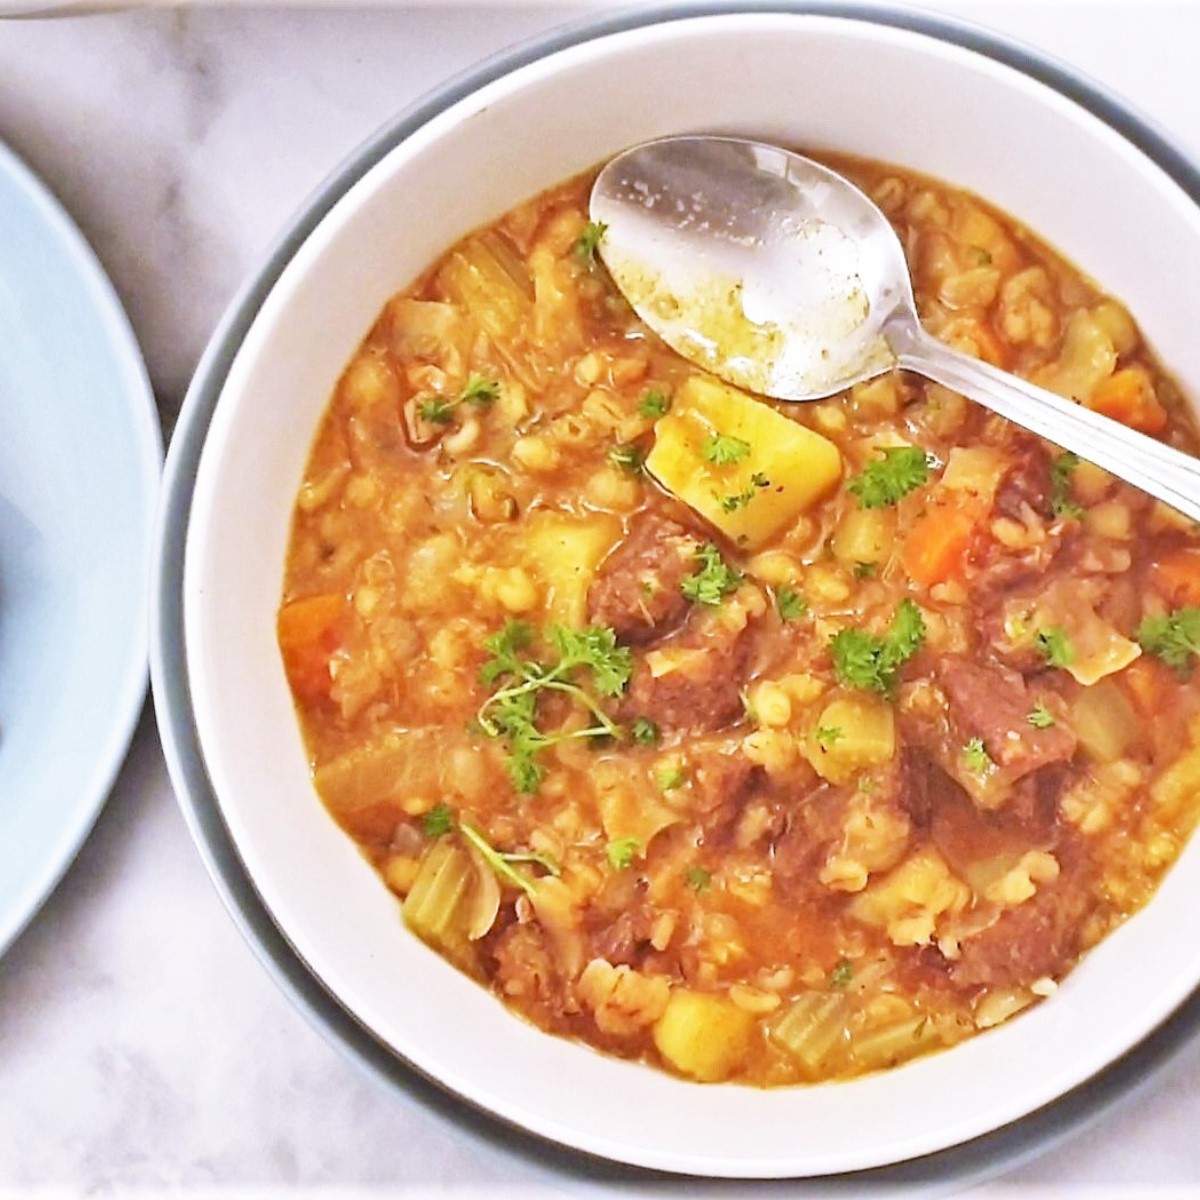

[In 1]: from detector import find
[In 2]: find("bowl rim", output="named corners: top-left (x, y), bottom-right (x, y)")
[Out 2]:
top-left (151, 0), bottom-right (1200, 1185)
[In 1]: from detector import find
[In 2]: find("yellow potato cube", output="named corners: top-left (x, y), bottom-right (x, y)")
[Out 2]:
top-left (805, 693), bottom-right (896, 784)
top-left (645, 376), bottom-right (842, 549)
top-left (519, 512), bottom-right (619, 626)
top-left (652, 988), bottom-right (758, 1082)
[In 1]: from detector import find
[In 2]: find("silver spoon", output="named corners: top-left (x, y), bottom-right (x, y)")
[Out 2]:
top-left (591, 134), bottom-right (1200, 524)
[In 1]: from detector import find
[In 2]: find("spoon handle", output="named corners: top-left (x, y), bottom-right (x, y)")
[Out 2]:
top-left (893, 323), bottom-right (1200, 526)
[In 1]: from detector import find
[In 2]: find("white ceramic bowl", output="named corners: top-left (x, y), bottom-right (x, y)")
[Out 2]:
top-left (162, 7), bottom-right (1200, 1180)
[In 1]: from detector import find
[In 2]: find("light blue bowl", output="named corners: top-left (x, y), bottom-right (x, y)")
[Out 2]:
top-left (0, 138), bottom-right (161, 954)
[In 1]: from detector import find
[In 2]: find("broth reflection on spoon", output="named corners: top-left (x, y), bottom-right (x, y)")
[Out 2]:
top-left (590, 135), bottom-right (1200, 524)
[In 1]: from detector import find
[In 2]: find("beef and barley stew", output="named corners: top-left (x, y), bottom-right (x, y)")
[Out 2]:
top-left (278, 153), bottom-right (1200, 1086)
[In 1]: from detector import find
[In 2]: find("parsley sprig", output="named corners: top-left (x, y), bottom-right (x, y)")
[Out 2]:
top-left (1137, 606), bottom-right (1200, 673)
top-left (606, 838), bottom-right (639, 871)
top-left (716, 472), bottom-right (770, 513)
top-left (1050, 451), bottom-right (1084, 519)
top-left (638, 389), bottom-right (671, 419)
top-left (961, 736), bottom-right (993, 775)
top-left (420, 804), bottom-right (559, 896)
top-left (703, 433), bottom-right (752, 465)
top-left (459, 819), bottom-right (560, 897)
top-left (848, 446), bottom-right (932, 509)
top-left (575, 220), bottom-right (608, 263)
top-left (776, 587), bottom-right (808, 621)
top-left (419, 374), bottom-right (500, 424)
top-left (477, 621), bottom-right (633, 793)
top-left (608, 442), bottom-right (646, 474)
top-left (680, 542), bottom-right (744, 607)
top-left (830, 599), bottom-right (926, 696)
top-left (1035, 626), bottom-right (1074, 669)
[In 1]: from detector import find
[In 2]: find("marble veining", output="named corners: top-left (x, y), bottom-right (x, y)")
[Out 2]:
top-left (0, 3), bottom-right (1199, 1193)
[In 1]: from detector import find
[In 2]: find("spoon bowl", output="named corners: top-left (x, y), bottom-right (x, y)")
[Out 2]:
top-left (591, 135), bottom-right (1200, 522)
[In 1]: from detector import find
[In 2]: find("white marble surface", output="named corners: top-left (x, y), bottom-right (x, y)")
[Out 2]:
top-left (3, 1), bottom-right (1200, 1194)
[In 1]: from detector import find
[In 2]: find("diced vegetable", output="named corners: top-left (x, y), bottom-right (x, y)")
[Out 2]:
top-left (520, 512), bottom-right (620, 626)
top-left (595, 762), bottom-right (681, 847)
top-left (830, 506), bottom-right (895, 571)
top-left (805, 693), bottom-right (896, 785)
top-left (1069, 680), bottom-right (1138, 762)
top-left (385, 298), bottom-right (472, 367)
top-left (768, 992), bottom-right (851, 1074)
top-left (435, 231), bottom-right (532, 341)
top-left (901, 490), bottom-right (988, 587)
top-left (850, 1013), bottom-right (940, 1073)
top-left (403, 839), bottom-right (488, 967)
top-left (315, 729), bottom-right (465, 840)
top-left (1086, 365), bottom-right (1167, 434)
top-left (645, 375), bottom-right (842, 549)
top-left (277, 592), bottom-right (346, 704)
top-left (939, 445), bottom-right (1008, 501)
top-left (1152, 548), bottom-right (1200, 607)
top-left (1034, 308), bottom-right (1117, 403)
top-left (851, 849), bottom-right (968, 947)
top-left (1120, 655), bottom-right (1176, 717)
top-left (652, 989), bottom-right (757, 1082)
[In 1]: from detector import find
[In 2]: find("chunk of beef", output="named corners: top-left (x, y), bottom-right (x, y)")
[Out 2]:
top-left (993, 440), bottom-right (1054, 522)
top-left (938, 656), bottom-right (1076, 779)
top-left (690, 744), bottom-right (757, 816)
top-left (878, 745), bottom-right (932, 831)
top-left (623, 618), bottom-right (753, 734)
top-left (488, 921), bottom-right (569, 1019)
top-left (770, 783), bottom-right (849, 891)
top-left (927, 759), bottom-right (1063, 879)
top-left (588, 512), bottom-right (699, 644)
top-left (951, 880), bottom-right (1093, 988)
top-left (587, 905), bottom-right (659, 968)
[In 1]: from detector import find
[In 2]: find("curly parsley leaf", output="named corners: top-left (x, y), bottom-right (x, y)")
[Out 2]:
top-left (702, 433), bottom-right (752, 466)
top-left (1137, 606), bottom-right (1200, 672)
top-left (638, 389), bottom-right (671, 419)
top-left (418, 374), bottom-right (500, 426)
top-left (829, 959), bottom-right (854, 988)
top-left (961, 737), bottom-right (993, 775)
top-left (608, 442), bottom-right (646, 474)
top-left (460, 374), bottom-right (500, 407)
top-left (423, 803), bottom-right (455, 838)
top-left (830, 598), bottom-right (926, 696)
top-left (685, 866), bottom-right (711, 892)
top-left (776, 587), bottom-right (808, 622)
top-left (418, 398), bottom-right (456, 424)
top-left (1035, 626), bottom-right (1074, 669)
top-left (630, 716), bottom-right (660, 745)
top-left (606, 838), bottom-right (640, 871)
top-left (1027, 703), bottom-right (1057, 729)
top-left (477, 621), bottom-right (633, 793)
top-left (848, 446), bottom-right (932, 509)
top-left (656, 762), bottom-right (687, 791)
top-left (575, 220), bottom-right (608, 263)
top-left (814, 725), bottom-right (844, 750)
top-left (1050, 451), bottom-right (1085, 519)
top-left (550, 624), bottom-right (633, 698)
top-left (716, 472), bottom-right (770, 513)
top-left (681, 542), bottom-right (744, 607)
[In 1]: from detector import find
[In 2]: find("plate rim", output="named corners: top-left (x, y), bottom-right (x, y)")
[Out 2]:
top-left (150, 0), bottom-right (1200, 1185)
top-left (0, 135), bottom-right (163, 957)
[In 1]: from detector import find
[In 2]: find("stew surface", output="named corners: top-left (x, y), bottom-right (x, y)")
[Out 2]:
top-left (279, 154), bottom-right (1200, 1085)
